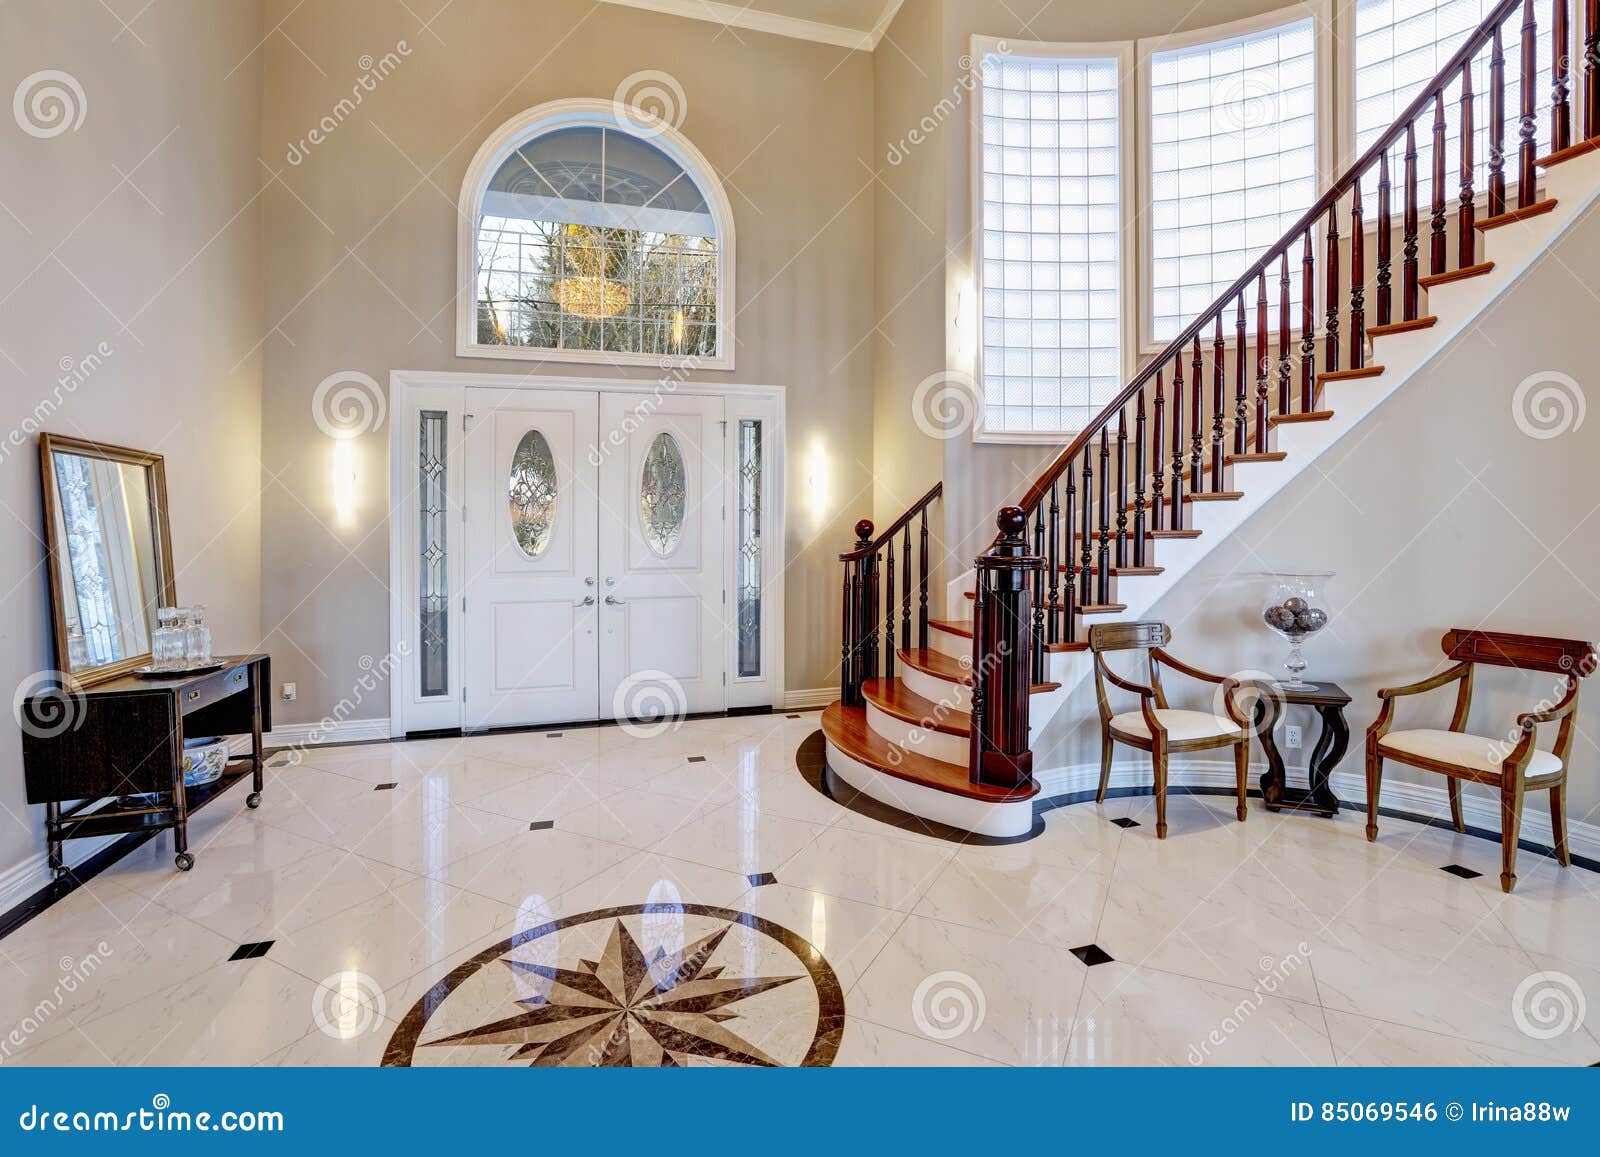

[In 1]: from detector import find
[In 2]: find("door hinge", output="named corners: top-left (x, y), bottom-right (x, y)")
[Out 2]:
top-left (461, 596), bottom-right (467, 614)
top-left (463, 413), bottom-right (474, 431)
top-left (462, 685), bottom-right (467, 702)
top-left (722, 588), bottom-right (726, 605)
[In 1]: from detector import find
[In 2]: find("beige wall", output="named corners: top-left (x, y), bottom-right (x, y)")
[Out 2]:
top-left (258, 0), bottom-right (877, 721)
top-left (1033, 202), bottom-right (1600, 824)
top-left (0, 0), bottom-right (265, 881)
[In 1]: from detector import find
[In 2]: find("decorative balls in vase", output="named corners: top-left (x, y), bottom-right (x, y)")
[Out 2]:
top-left (1257, 572), bottom-right (1333, 691)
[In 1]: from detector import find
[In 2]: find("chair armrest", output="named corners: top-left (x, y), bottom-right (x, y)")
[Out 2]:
top-left (1376, 662), bottom-right (1472, 700)
top-left (1151, 648), bottom-right (1228, 686)
top-left (1100, 665), bottom-right (1156, 699)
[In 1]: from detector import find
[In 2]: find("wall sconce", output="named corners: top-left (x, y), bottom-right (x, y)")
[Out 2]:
top-left (332, 437), bottom-right (357, 528)
top-left (954, 281), bottom-right (976, 365)
top-left (806, 439), bottom-right (831, 527)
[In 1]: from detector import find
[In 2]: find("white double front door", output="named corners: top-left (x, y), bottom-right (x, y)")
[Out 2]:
top-left (461, 387), bottom-right (726, 729)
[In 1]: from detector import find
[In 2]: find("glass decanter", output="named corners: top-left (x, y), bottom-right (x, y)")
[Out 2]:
top-left (1257, 572), bottom-right (1334, 691)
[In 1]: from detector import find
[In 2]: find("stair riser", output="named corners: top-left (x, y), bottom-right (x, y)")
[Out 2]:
top-left (824, 738), bottom-right (1034, 838)
top-left (900, 663), bottom-right (971, 713)
top-left (928, 621), bottom-right (969, 659)
top-left (864, 702), bottom-right (969, 765)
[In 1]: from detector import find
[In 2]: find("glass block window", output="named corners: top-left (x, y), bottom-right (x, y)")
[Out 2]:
top-left (1148, 15), bottom-right (1320, 343)
top-left (1352, 0), bottom-right (1555, 205)
top-left (473, 124), bottom-right (721, 358)
top-left (418, 411), bottom-right (448, 698)
top-left (978, 50), bottom-right (1125, 435)
top-left (736, 420), bottom-right (762, 679)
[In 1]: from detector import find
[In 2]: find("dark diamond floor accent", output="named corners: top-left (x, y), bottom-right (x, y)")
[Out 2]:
top-left (746, 872), bottom-right (777, 887)
top-left (1442, 864), bottom-right (1483, 879)
top-left (229, 941), bottom-right (275, 961)
top-left (1110, 817), bottom-right (1141, 829)
top-left (374, 782), bottom-right (398, 791)
top-left (786, 714), bottom-right (801, 719)
top-left (687, 756), bottom-right (706, 763)
top-left (547, 732), bottom-right (563, 738)
top-left (1070, 944), bottom-right (1115, 967)
top-left (529, 820), bottom-right (554, 831)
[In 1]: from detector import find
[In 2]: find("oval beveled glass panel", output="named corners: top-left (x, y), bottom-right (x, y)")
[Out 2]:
top-left (639, 432), bottom-right (688, 557)
top-left (508, 430), bottom-right (558, 558)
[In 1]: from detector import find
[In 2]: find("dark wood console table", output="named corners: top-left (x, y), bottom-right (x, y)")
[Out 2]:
top-left (20, 654), bottom-right (270, 876)
top-left (1250, 679), bottom-right (1351, 818)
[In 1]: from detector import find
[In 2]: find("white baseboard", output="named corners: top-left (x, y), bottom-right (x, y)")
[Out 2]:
top-left (0, 834), bottom-right (124, 917)
top-left (225, 717), bottom-right (393, 756)
top-left (783, 687), bottom-right (835, 710)
top-left (1034, 758), bottom-right (1600, 863)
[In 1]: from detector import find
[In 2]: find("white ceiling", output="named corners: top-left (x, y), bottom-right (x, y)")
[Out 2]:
top-left (599, 0), bottom-right (905, 48)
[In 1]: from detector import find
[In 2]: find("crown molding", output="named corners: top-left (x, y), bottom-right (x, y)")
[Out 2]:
top-left (597, 0), bottom-right (905, 51)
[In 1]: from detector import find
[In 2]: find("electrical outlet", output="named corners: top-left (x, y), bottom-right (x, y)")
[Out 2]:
top-left (282, 682), bottom-right (297, 702)
top-left (1284, 724), bottom-right (1302, 749)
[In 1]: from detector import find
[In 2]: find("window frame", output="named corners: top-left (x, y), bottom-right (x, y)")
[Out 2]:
top-left (456, 98), bottom-right (738, 370)
top-left (969, 35), bottom-right (1139, 445)
top-left (1136, 1), bottom-right (1336, 356)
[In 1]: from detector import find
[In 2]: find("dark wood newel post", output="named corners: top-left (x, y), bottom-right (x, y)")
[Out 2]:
top-left (969, 506), bottom-right (1042, 792)
top-left (839, 519), bottom-right (875, 708)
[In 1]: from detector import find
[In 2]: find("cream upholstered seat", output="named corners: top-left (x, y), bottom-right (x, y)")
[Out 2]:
top-left (1109, 709), bottom-right (1241, 743)
top-left (1378, 728), bottom-right (1562, 777)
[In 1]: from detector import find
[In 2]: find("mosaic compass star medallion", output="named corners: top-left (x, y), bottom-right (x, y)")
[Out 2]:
top-left (383, 903), bottom-right (844, 1067)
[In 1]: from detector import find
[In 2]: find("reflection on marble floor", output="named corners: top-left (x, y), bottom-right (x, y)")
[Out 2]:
top-left (0, 712), bottom-right (1596, 1067)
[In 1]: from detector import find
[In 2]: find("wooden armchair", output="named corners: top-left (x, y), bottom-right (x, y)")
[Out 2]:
top-left (1089, 621), bottom-right (1253, 839)
top-left (1366, 628), bottom-right (1596, 892)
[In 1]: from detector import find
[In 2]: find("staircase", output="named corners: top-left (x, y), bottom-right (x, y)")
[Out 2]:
top-left (824, 0), bottom-right (1600, 838)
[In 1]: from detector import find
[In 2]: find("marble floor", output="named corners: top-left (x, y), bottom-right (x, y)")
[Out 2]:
top-left (1, 712), bottom-right (1597, 1067)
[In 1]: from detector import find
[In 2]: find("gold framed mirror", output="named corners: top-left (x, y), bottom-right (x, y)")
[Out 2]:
top-left (38, 433), bottom-right (176, 687)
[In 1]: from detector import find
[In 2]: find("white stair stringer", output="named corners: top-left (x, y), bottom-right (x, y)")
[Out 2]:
top-left (973, 149), bottom-right (1600, 733)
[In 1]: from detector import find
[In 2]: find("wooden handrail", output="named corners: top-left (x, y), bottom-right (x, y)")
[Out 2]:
top-left (840, 481), bottom-right (943, 561)
top-left (1005, 0), bottom-right (1526, 525)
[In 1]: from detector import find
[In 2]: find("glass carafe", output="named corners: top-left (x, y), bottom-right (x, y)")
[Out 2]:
top-left (186, 604), bottom-right (212, 666)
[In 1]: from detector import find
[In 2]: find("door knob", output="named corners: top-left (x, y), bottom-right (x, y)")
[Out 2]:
top-left (585, 576), bottom-right (596, 586)
top-left (604, 577), bottom-right (616, 587)
top-left (604, 594), bottom-right (626, 606)
top-left (575, 595), bottom-right (595, 606)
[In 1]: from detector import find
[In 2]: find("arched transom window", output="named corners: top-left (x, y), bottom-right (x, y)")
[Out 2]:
top-left (458, 100), bottom-right (735, 368)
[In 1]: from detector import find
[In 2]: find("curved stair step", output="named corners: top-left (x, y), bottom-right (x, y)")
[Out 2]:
top-left (1536, 138), bottom-right (1600, 168)
top-left (1418, 261), bottom-right (1494, 290)
top-left (897, 646), bottom-right (1060, 692)
top-left (822, 702), bottom-right (1037, 803)
top-left (1367, 316), bottom-right (1437, 337)
top-left (862, 677), bottom-right (970, 736)
top-left (1475, 198), bottom-right (1557, 230)
top-left (1270, 410), bottom-right (1334, 427)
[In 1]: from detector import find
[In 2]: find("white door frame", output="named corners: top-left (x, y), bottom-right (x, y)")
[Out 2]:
top-left (387, 369), bottom-right (787, 737)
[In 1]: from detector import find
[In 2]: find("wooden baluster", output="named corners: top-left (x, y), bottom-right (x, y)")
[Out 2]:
top-left (1490, 24), bottom-right (1508, 219)
top-left (1170, 356), bottom-right (1186, 531)
top-left (1552, 0), bottom-right (1572, 153)
top-left (901, 523), bottom-right (912, 668)
top-left (1190, 335), bottom-right (1204, 508)
top-left (1278, 252), bottom-right (1292, 417)
top-left (1063, 469), bottom-right (1077, 644)
top-left (1079, 453), bottom-right (1094, 609)
top-left (1431, 91), bottom-right (1448, 273)
top-left (918, 508), bottom-right (930, 650)
top-left (970, 508), bottom-right (1038, 791)
top-left (1519, 0), bottom-right (1539, 207)
top-left (1403, 122), bottom-right (1420, 320)
top-left (1324, 204), bottom-right (1341, 378)
top-left (1300, 229), bottom-right (1316, 409)
top-left (1211, 316), bottom-right (1225, 490)
top-left (967, 564), bottom-right (987, 775)
top-left (1115, 409), bottom-right (1129, 570)
top-left (1377, 151), bottom-right (1393, 327)
top-left (1255, 271), bottom-right (1269, 453)
top-left (1460, 64), bottom-right (1477, 265)
top-left (1133, 394), bottom-right (1148, 568)
top-left (1031, 503), bottom-right (1046, 685)
top-left (1350, 180), bottom-right (1366, 369)
top-left (1096, 427), bottom-right (1111, 607)
top-left (1151, 372), bottom-right (1166, 533)
top-left (1586, 0), bottom-right (1599, 141)
top-left (884, 537), bottom-right (895, 680)
top-left (1234, 294), bottom-right (1248, 455)
top-left (1047, 482), bottom-right (1060, 646)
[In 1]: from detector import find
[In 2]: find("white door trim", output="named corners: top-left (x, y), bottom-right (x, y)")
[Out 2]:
top-left (388, 369), bottom-right (787, 737)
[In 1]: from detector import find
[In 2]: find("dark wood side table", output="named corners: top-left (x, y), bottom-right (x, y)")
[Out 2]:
top-left (1250, 679), bottom-right (1351, 817)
